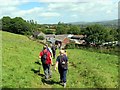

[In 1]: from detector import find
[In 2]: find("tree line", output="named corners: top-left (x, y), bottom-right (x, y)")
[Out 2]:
top-left (1, 16), bottom-right (119, 45)
top-left (1, 16), bottom-right (39, 35)
top-left (56, 22), bottom-right (119, 45)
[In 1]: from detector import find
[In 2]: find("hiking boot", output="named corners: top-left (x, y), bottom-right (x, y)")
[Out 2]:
top-left (59, 80), bottom-right (62, 83)
top-left (63, 83), bottom-right (66, 88)
top-left (59, 80), bottom-right (63, 84)
top-left (45, 77), bottom-right (50, 81)
top-left (49, 75), bottom-right (52, 79)
top-left (45, 76), bottom-right (49, 80)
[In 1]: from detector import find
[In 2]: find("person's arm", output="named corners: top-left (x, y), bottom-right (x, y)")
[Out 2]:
top-left (54, 56), bottom-right (59, 70)
top-left (65, 55), bottom-right (69, 64)
top-left (38, 52), bottom-right (42, 63)
top-left (50, 55), bottom-right (53, 65)
top-left (39, 52), bottom-right (42, 58)
top-left (39, 52), bottom-right (42, 60)
top-left (39, 55), bottom-right (41, 59)
top-left (54, 61), bottom-right (58, 71)
top-left (48, 47), bottom-right (53, 57)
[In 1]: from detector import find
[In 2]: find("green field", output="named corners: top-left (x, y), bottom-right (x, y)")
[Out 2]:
top-left (1, 31), bottom-right (118, 88)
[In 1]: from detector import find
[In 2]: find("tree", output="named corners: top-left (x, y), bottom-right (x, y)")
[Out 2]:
top-left (2, 16), bottom-right (11, 32)
top-left (68, 25), bottom-right (81, 35)
top-left (45, 29), bottom-right (54, 34)
top-left (83, 24), bottom-right (115, 44)
top-left (2, 16), bottom-right (35, 35)
top-left (11, 17), bottom-right (32, 34)
top-left (56, 22), bottom-right (68, 34)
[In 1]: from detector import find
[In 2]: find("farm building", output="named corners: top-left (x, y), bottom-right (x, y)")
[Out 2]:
top-left (33, 31), bottom-right (46, 39)
top-left (46, 34), bottom-right (56, 44)
top-left (70, 35), bottom-right (86, 45)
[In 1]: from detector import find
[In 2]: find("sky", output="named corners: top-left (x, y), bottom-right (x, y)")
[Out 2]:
top-left (0, 0), bottom-right (119, 24)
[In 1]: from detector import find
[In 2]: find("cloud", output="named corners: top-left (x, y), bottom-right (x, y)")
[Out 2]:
top-left (33, 0), bottom-right (119, 3)
top-left (0, 0), bottom-right (29, 7)
top-left (0, 0), bottom-right (119, 24)
top-left (71, 14), bottom-right (78, 18)
top-left (36, 0), bottom-right (83, 2)
top-left (20, 7), bottom-right (44, 15)
top-left (47, 1), bottom-right (118, 13)
top-left (106, 10), bottom-right (112, 14)
top-left (40, 12), bottom-right (60, 17)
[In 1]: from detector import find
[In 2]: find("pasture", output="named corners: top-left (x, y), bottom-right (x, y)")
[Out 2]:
top-left (1, 31), bottom-right (118, 88)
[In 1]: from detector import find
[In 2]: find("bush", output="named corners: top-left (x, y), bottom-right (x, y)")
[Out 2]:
top-left (65, 43), bottom-right (76, 49)
top-left (37, 35), bottom-right (45, 40)
top-left (45, 29), bottom-right (54, 34)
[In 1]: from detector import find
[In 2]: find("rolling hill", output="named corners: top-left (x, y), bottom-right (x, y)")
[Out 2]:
top-left (68, 19), bottom-right (118, 26)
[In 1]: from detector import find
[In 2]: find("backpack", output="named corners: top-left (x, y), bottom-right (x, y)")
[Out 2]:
top-left (59, 55), bottom-right (68, 69)
top-left (41, 51), bottom-right (48, 64)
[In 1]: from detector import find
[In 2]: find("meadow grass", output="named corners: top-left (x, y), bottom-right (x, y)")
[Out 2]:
top-left (2, 31), bottom-right (118, 88)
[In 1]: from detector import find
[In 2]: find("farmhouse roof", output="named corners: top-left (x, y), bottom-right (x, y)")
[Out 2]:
top-left (72, 35), bottom-right (85, 38)
top-left (71, 35), bottom-right (85, 39)
top-left (55, 34), bottom-right (68, 41)
top-left (33, 31), bottom-right (45, 38)
top-left (46, 34), bottom-right (55, 38)
top-left (33, 31), bottom-right (41, 36)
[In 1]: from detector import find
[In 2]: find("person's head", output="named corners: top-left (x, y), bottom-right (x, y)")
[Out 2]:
top-left (59, 50), bottom-right (65, 55)
top-left (43, 45), bottom-right (47, 50)
top-left (62, 48), bottom-right (66, 51)
top-left (45, 44), bottom-right (48, 47)
top-left (61, 48), bottom-right (66, 52)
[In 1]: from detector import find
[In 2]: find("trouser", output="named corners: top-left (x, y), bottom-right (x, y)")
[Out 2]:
top-left (42, 64), bottom-right (52, 79)
top-left (52, 51), bottom-right (56, 59)
top-left (58, 68), bottom-right (67, 83)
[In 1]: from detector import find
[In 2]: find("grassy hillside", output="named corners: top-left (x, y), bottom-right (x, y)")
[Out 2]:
top-left (2, 31), bottom-right (43, 88)
top-left (67, 49), bottom-right (118, 88)
top-left (2, 31), bottom-right (118, 88)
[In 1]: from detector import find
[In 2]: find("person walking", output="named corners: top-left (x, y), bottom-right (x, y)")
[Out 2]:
top-left (54, 50), bottom-right (68, 88)
top-left (46, 44), bottom-right (53, 58)
top-left (51, 44), bottom-right (57, 59)
top-left (39, 46), bottom-right (53, 80)
top-left (61, 48), bottom-right (67, 56)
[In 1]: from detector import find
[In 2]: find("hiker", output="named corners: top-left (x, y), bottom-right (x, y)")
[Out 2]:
top-left (61, 48), bottom-right (67, 56)
top-left (51, 44), bottom-right (57, 59)
top-left (39, 46), bottom-right (53, 80)
top-left (58, 43), bottom-right (62, 49)
top-left (46, 44), bottom-right (53, 58)
top-left (54, 50), bottom-right (68, 88)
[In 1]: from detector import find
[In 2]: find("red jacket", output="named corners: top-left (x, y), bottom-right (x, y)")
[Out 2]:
top-left (39, 49), bottom-right (51, 64)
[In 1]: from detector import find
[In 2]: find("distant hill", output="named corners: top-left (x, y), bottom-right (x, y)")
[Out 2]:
top-left (67, 19), bottom-right (118, 26)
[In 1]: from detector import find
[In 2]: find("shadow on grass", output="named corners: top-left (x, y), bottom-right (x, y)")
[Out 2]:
top-left (31, 60), bottom-right (45, 78)
top-left (35, 61), bottom-right (41, 65)
top-left (41, 78), bottom-right (60, 85)
top-left (31, 68), bottom-right (45, 77)
top-left (31, 68), bottom-right (40, 74)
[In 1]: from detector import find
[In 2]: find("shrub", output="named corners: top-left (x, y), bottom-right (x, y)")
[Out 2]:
top-left (37, 35), bottom-right (45, 40)
top-left (65, 43), bottom-right (76, 49)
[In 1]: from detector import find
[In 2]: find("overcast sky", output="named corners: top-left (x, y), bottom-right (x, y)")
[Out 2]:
top-left (0, 0), bottom-right (119, 24)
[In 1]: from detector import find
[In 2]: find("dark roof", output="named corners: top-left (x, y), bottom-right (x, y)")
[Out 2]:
top-left (55, 35), bottom-right (68, 41)
top-left (33, 31), bottom-right (40, 36)
top-left (46, 34), bottom-right (55, 38)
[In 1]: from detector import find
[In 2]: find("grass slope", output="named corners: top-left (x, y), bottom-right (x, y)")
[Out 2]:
top-left (2, 31), bottom-right (43, 88)
top-left (2, 31), bottom-right (118, 88)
